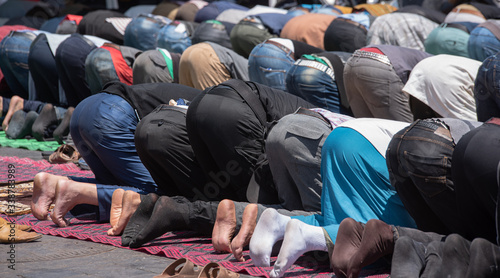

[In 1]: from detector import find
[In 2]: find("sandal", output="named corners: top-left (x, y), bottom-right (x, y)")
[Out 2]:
top-left (48, 144), bottom-right (81, 164)
top-left (154, 258), bottom-right (201, 278)
top-left (198, 262), bottom-right (240, 278)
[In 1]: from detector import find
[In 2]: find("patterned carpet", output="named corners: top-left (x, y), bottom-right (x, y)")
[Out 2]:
top-left (5, 213), bottom-right (390, 278)
top-left (0, 156), bottom-right (94, 184)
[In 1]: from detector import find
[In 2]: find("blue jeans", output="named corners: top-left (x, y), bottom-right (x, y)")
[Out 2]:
top-left (248, 41), bottom-right (294, 91)
top-left (85, 47), bottom-right (120, 95)
top-left (468, 26), bottom-right (500, 62)
top-left (474, 52), bottom-right (500, 122)
top-left (124, 14), bottom-right (170, 51)
top-left (157, 22), bottom-right (193, 54)
top-left (0, 31), bottom-right (36, 99)
top-left (70, 93), bottom-right (158, 221)
top-left (286, 59), bottom-right (352, 115)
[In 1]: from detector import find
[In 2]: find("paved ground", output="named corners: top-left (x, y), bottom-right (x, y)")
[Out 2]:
top-left (0, 146), bottom-right (252, 278)
top-left (0, 233), bottom-right (170, 278)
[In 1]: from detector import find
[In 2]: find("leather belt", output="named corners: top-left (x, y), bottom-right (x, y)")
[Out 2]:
top-left (451, 7), bottom-right (485, 19)
top-left (294, 59), bottom-right (335, 80)
top-left (335, 17), bottom-right (367, 32)
top-left (352, 49), bottom-right (391, 66)
top-left (265, 40), bottom-right (295, 60)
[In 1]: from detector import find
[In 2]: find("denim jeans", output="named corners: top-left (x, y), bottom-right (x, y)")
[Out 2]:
top-left (85, 47), bottom-right (119, 95)
top-left (124, 14), bottom-right (170, 51)
top-left (286, 58), bottom-right (350, 115)
top-left (386, 119), bottom-right (458, 235)
top-left (157, 22), bottom-right (193, 54)
top-left (468, 26), bottom-right (500, 62)
top-left (0, 31), bottom-right (37, 99)
top-left (248, 41), bottom-right (294, 91)
top-left (70, 93), bottom-right (158, 221)
top-left (474, 52), bottom-right (500, 122)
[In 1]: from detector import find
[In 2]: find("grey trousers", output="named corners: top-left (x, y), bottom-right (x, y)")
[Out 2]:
top-left (344, 55), bottom-right (414, 123)
top-left (232, 111), bottom-right (333, 228)
top-left (391, 232), bottom-right (500, 278)
top-left (132, 49), bottom-right (180, 84)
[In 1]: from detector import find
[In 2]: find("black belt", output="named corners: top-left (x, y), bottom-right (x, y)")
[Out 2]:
top-left (295, 107), bottom-right (332, 130)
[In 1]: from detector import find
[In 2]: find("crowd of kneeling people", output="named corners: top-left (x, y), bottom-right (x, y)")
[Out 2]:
top-left (2, 0), bottom-right (500, 276)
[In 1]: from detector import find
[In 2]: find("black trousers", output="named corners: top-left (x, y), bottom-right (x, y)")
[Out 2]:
top-left (135, 104), bottom-right (216, 200)
top-left (186, 86), bottom-right (265, 202)
top-left (28, 33), bottom-right (65, 106)
top-left (55, 33), bottom-right (96, 107)
top-left (452, 122), bottom-right (500, 242)
top-left (386, 119), bottom-right (457, 235)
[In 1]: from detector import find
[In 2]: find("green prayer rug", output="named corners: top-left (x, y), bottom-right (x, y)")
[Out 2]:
top-left (0, 131), bottom-right (60, 151)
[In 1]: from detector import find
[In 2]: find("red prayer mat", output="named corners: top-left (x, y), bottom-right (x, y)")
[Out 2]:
top-left (0, 156), bottom-right (94, 184)
top-left (5, 214), bottom-right (390, 278)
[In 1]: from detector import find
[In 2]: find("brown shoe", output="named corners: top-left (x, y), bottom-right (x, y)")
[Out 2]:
top-left (0, 217), bottom-right (32, 232)
top-left (0, 225), bottom-right (42, 244)
top-left (49, 144), bottom-right (81, 164)
top-left (154, 258), bottom-right (200, 278)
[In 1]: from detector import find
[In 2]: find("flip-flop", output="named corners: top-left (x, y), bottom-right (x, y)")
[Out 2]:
top-left (154, 258), bottom-right (201, 278)
top-left (197, 262), bottom-right (240, 278)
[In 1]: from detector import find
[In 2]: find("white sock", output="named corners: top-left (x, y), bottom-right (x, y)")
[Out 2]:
top-left (269, 219), bottom-right (328, 278)
top-left (249, 208), bottom-right (291, 267)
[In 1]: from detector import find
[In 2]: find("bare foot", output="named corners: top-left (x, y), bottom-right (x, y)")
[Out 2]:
top-left (212, 199), bottom-right (236, 253)
top-left (50, 179), bottom-right (98, 227)
top-left (108, 189), bottom-right (125, 228)
top-left (231, 203), bottom-right (258, 261)
top-left (3, 95), bottom-right (24, 131)
top-left (107, 190), bottom-right (141, 236)
top-left (31, 172), bottom-right (68, 221)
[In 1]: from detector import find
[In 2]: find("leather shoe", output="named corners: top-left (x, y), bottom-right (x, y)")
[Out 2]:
top-left (0, 217), bottom-right (32, 231)
top-left (0, 225), bottom-right (42, 243)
